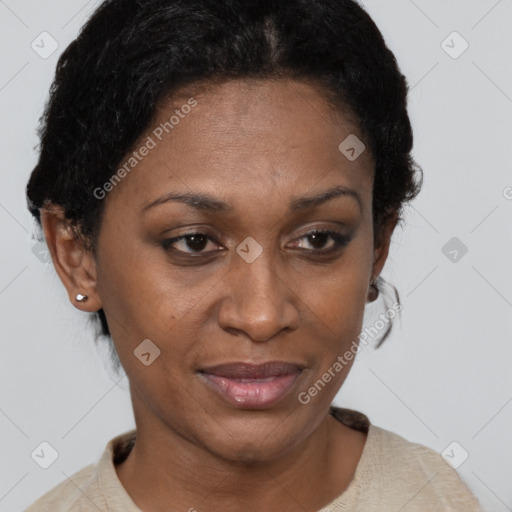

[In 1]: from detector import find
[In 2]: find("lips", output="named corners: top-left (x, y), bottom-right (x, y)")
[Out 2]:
top-left (198, 361), bottom-right (305, 409)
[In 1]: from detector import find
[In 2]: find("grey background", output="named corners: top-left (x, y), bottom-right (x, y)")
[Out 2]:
top-left (0, 0), bottom-right (511, 510)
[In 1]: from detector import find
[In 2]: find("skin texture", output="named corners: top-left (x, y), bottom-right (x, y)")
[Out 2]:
top-left (41, 78), bottom-right (397, 512)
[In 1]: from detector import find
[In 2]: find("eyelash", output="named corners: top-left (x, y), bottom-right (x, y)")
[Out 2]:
top-left (161, 229), bottom-right (351, 257)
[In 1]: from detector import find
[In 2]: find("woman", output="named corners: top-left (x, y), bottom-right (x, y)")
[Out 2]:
top-left (24, 0), bottom-right (483, 510)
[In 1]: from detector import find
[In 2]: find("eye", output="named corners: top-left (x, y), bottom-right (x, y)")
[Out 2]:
top-left (288, 229), bottom-right (351, 252)
top-left (161, 228), bottom-right (351, 257)
top-left (161, 232), bottom-right (222, 254)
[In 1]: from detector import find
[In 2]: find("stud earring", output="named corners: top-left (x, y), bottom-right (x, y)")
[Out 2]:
top-left (76, 293), bottom-right (88, 302)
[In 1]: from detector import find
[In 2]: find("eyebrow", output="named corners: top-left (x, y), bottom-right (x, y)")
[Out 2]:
top-left (289, 185), bottom-right (362, 213)
top-left (142, 192), bottom-right (231, 213)
top-left (141, 185), bottom-right (362, 214)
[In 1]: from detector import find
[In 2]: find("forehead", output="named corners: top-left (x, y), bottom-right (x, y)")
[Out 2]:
top-left (106, 78), bottom-right (374, 212)
top-left (159, 78), bottom-right (364, 158)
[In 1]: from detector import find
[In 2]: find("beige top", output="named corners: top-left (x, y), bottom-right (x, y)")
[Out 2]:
top-left (24, 407), bottom-right (483, 511)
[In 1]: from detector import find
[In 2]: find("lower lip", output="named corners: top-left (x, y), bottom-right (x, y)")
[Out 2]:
top-left (199, 372), bottom-right (301, 409)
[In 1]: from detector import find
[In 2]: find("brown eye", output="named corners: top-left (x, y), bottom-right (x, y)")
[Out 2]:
top-left (305, 231), bottom-right (331, 250)
top-left (289, 229), bottom-right (351, 252)
top-left (162, 232), bottom-right (219, 254)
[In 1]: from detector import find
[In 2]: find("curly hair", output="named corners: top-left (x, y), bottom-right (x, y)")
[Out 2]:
top-left (26, 0), bottom-right (422, 360)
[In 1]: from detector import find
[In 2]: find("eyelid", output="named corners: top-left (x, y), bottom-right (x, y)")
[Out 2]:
top-left (287, 222), bottom-right (351, 242)
top-left (159, 224), bottom-right (222, 239)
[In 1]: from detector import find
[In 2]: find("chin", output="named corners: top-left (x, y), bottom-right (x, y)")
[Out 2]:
top-left (211, 436), bottom-right (291, 465)
top-left (194, 409), bottom-right (313, 465)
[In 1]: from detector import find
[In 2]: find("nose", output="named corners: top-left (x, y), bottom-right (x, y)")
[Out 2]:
top-left (217, 251), bottom-right (300, 343)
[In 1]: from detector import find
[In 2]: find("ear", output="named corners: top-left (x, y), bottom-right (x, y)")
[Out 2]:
top-left (40, 204), bottom-right (102, 312)
top-left (370, 211), bottom-right (399, 282)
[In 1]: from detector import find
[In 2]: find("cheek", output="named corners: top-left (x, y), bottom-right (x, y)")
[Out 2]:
top-left (95, 238), bottom-right (194, 338)
top-left (293, 242), bottom-right (373, 402)
top-left (300, 241), bottom-right (372, 336)
top-left (295, 261), bottom-right (370, 405)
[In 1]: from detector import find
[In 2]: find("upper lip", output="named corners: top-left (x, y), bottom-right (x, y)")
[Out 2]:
top-left (199, 361), bottom-right (305, 379)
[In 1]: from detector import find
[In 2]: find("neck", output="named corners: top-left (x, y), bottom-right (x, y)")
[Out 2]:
top-left (115, 398), bottom-right (366, 512)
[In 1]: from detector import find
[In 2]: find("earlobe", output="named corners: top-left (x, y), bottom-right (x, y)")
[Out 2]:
top-left (39, 205), bottom-right (102, 312)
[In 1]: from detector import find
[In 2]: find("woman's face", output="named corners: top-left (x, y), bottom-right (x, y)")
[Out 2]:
top-left (92, 78), bottom-right (389, 461)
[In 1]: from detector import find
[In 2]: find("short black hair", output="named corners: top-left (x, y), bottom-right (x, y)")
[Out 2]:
top-left (26, 0), bottom-right (422, 362)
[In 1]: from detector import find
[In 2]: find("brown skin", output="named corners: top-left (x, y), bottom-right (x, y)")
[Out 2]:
top-left (41, 78), bottom-right (397, 512)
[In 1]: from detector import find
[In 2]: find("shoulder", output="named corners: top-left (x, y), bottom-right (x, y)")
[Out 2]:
top-left (23, 462), bottom-right (101, 512)
top-left (23, 430), bottom-right (138, 512)
top-left (362, 424), bottom-right (483, 511)
top-left (328, 407), bottom-right (483, 511)
top-left (372, 425), bottom-right (463, 478)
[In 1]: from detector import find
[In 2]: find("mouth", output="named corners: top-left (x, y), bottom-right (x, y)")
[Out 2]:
top-left (197, 361), bottom-right (305, 409)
